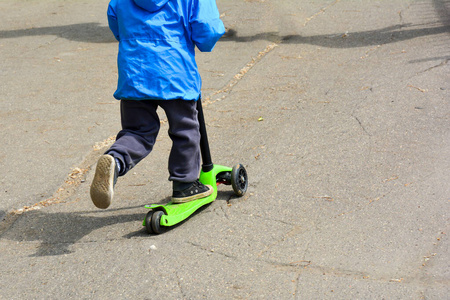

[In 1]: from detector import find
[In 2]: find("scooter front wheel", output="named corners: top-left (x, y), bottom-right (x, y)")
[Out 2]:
top-left (231, 164), bottom-right (248, 196)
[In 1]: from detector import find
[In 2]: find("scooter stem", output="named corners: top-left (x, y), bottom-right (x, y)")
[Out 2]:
top-left (197, 98), bottom-right (214, 172)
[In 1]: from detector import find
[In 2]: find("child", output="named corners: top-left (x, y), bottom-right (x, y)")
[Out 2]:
top-left (90, 0), bottom-right (225, 209)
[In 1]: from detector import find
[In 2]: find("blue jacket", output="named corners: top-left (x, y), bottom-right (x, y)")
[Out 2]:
top-left (107, 0), bottom-right (225, 100)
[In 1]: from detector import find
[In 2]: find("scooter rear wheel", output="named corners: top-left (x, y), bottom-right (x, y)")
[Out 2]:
top-left (145, 210), bottom-right (166, 234)
top-left (151, 210), bottom-right (166, 234)
top-left (145, 211), bottom-right (155, 234)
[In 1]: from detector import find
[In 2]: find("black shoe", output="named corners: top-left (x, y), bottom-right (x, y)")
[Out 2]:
top-left (172, 180), bottom-right (213, 203)
top-left (90, 155), bottom-right (118, 209)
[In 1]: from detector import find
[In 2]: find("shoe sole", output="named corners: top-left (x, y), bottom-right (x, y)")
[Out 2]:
top-left (172, 185), bottom-right (213, 204)
top-left (90, 155), bottom-right (115, 209)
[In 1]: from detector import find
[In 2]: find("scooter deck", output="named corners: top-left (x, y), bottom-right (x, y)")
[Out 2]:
top-left (143, 164), bottom-right (232, 227)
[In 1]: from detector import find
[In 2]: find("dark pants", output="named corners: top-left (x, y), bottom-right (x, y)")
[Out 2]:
top-left (106, 99), bottom-right (201, 184)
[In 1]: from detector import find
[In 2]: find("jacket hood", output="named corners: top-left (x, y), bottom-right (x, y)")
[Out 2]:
top-left (133, 0), bottom-right (170, 12)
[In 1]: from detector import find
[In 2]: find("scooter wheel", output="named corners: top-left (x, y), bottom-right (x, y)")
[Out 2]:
top-left (145, 210), bottom-right (166, 234)
top-left (151, 210), bottom-right (166, 235)
top-left (231, 164), bottom-right (248, 196)
top-left (144, 211), bottom-right (155, 234)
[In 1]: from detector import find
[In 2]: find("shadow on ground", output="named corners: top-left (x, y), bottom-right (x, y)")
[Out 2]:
top-left (434, 0), bottom-right (450, 26)
top-left (0, 22), bottom-right (116, 43)
top-left (0, 191), bottom-right (235, 257)
top-left (222, 23), bottom-right (450, 48)
top-left (1, 206), bottom-right (145, 257)
top-left (1, 21), bottom-right (448, 48)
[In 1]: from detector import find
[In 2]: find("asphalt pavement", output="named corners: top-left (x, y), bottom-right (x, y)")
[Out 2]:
top-left (0, 0), bottom-right (449, 299)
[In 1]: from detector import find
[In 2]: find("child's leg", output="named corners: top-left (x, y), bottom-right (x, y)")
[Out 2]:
top-left (160, 100), bottom-right (201, 183)
top-left (106, 100), bottom-right (161, 175)
top-left (159, 100), bottom-right (212, 203)
top-left (91, 100), bottom-right (160, 209)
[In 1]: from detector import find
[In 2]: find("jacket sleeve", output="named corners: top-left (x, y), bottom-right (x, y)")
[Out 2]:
top-left (190, 0), bottom-right (225, 52)
top-left (107, 1), bottom-right (120, 41)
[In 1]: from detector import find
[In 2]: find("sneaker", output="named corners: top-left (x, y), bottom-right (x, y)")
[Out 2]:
top-left (172, 180), bottom-right (213, 203)
top-left (90, 155), bottom-right (118, 209)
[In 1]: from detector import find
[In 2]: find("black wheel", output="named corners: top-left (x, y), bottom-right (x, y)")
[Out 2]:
top-left (151, 210), bottom-right (166, 235)
top-left (231, 164), bottom-right (248, 196)
top-left (144, 211), bottom-right (155, 234)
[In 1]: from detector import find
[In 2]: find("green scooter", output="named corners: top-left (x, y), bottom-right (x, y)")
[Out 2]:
top-left (143, 99), bottom-right (248, 234)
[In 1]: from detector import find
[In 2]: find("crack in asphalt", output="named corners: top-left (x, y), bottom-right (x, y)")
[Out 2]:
top-left (303, 0), bottom-right (341, 27)
top-left (203, 43), bottom-right (278, 105)
top-left (415, 58), bottom-right (449, 75)
top-left (352, 115), bottom-right (372, 136)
